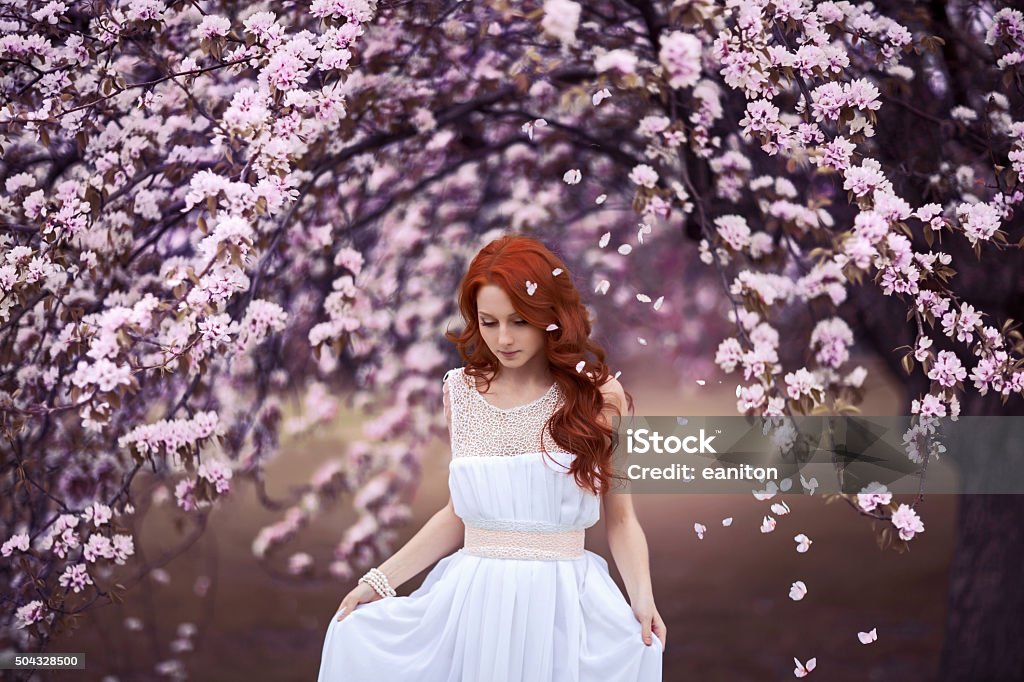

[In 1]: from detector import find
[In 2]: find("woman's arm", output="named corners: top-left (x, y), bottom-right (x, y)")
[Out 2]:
top-left (374, 496), bottom-right (464, 592)
top-left (599, 377), bottom-right (668, 649)
top-left (373, 372), bottom-right (464, 592)
top-left (604, 491), bottom-right (655, 605)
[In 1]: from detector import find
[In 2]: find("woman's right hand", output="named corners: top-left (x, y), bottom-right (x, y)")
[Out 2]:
top-left (335, 582), bottom-right (382, 622)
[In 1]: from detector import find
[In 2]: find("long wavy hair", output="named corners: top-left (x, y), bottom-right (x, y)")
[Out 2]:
top-left (444, 234), bottom-right (634, 497)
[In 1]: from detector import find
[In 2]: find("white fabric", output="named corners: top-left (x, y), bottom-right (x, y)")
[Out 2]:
top-left (317, 366), bottom-right (663, 681)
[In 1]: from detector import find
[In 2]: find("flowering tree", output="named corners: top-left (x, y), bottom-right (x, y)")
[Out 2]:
top-left (1, 0), bottom-right (1023, 679)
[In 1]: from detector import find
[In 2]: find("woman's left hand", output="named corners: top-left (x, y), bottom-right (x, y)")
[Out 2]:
top-left (631, 597), bottom-right (667, 650)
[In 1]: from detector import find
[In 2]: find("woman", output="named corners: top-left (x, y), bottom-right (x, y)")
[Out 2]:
top-left (317, 234), bottom-right (666, 681)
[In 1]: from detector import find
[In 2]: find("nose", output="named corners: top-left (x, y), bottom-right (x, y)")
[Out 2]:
top-left (498, 324), bottom-right (514, 346)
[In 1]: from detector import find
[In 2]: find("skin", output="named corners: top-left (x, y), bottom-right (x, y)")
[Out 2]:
top-left (334, 283), bottom-right (668, 650)
top-left (474, 283), bottom-right (554, 401)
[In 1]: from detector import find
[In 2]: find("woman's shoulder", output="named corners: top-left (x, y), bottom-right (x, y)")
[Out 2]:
top-left (442, 366), bottom-right (467, 385)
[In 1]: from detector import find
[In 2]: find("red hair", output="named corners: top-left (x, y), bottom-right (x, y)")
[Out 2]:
top-left (444, 234), bottom-right (634, 496)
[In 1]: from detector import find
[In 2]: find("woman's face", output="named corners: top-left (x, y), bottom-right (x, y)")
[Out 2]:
top-left (476, 284), bottom-right (547, 369)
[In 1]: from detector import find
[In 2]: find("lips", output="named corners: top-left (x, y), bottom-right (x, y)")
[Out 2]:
top-left (499, 351), bottom-right (519, 357)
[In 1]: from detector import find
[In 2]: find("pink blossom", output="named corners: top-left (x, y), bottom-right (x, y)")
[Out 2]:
top-left (58, 563), bottom-right (94, 593)
top-left (629, 164), bottom-right (659, 188)
top-left (857, 482), bottom-right (892, 511)
top-left (83, 534), bottom-right (115, 563)
top-left (287, 552), bottom-right (314, 575)
top-left (637, 115), bottom-right (671, 137)
top-left (111, 534), bottom-right (135, 565)
top-left (715, 337), bottom-right (743, 373)
top-left (1, 532), bottom-right (30, 556)
top-left (843, 234), bottom-right (877, 270)
top-left (956, 201), bottom-right (1001, 245)
top-left (873, 191), bottom-right (912, 222)
top-left (941, 303), bottom-right (982, 343)
top-left (310, 0), bottom-right (377, 23)
top-left (198, 15), bottom-right (231, 39)
top-left (810, 318), bottom-right (853, 368)
top-left (731, 270), bottom-right (795, 306)
top-left (541, 0), bottom-right (581, 46)
top-left (15, 600), bottom-right (46, 628)
top-left (198, 460), bottom-right (233, 495)
top-left (891, 503), bottom-right (925, 541)
top-left (263, 51), bottom-right (307, 91)
top-left (594, 49), bottom-right (638, 74)
top-left (741, 344), bottom-right (779, 382)
top-left (796, 261), bottom-right (847, 306)
top-left (714, 215), bottom-right (751, 251)
top-left (911, 393), bottom-right (947, 417)
top-left (785, 367), bottom-right (823, 400)
top-left (737, 383), bottom-right (767, 412)
top-left (970, 355), bottom-right (1005, 395)
top-left (914, 336), bottom-right (933, 362)
top-left (83, 502), bottom-right (112, 528)
top-left (985, 9), bottom-right (1024, 47)
top-left (928, 350), bottom-right (967, 388)
top-left (810, 82), bottom-right (846, 121)
top-left (844, 160), bottom-right (889, 196)
top-left (660, 31), bottom-right (702, 89)
top-left (818, 136), bottom-right (856, 171)
top-left (844, 78), bottom-right (881, 111)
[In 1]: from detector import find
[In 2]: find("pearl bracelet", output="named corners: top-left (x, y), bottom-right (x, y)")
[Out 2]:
top-left (358, 567), bottom-right (396, 599)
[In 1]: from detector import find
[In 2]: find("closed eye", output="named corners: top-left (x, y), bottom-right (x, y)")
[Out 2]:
top-left (480, 321), bottom-right (528, 326)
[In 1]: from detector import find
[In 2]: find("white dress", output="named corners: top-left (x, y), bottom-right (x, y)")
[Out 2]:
top-left (317, 366), bottom-right (663, 681)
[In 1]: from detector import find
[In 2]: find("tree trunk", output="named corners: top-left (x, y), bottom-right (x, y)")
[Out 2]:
top-left (938, 392), bottom-right (1024, 682)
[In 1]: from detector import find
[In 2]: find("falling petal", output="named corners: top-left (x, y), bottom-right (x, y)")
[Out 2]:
top-left (753, 481), bottom-right (779, 501)
top-left (613, 371), bottom-right (621, 380)
top-left (760, 515), bottom-right (776, 533)
top-left (696, 379), bottom-right (706, 386)
top-left (694, 523), bottom-right (706, 540)
top-left (793, 657), bottom-right (816, 678)
top-left (800, 474), bottom-right (819, 494)
top-left (721, 517), bottom-right (733, 526)
top-left (617, 244), bottom-right (632, 256)
top-left (595, 279), bottom-right (610, 295)
top-left (525, 280), bottom-right (538, 296)
top-left (545, 323), bottom-right (559, 331)
top-left (592, 87), bottom-right (612, 106)
top-left (857, 628), bottom-right (878, 644)
top-left (771, 500), bottom-right (791, 516)
top-left (596, 194), bottom-right (607, 204)
top-left (636, 293), bottom-right (652, 303)
top-left (575, 360), bottom-right (586, 373)
top-left (789, 581), bottom-right (807, 601)
top-left (599, 232), bottom-right (610, 248)
top-left (676, 417), bottom-right (688, 425)
top-left (552, 268), bottom-right (563, 276)
top-left (653, 296), bottom-right (665, 311)
top-left (535, 118), bottom-right (547, 128)
top-left (637, 337), bottom-right (647, 346)
top-left (780, 478), bottom-right (793, 492)
top-left (563, 169), bottom-right (582, 185)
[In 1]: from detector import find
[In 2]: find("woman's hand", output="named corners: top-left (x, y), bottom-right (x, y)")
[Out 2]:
top-left (334, 582), bottom-right (382, 622)
top-left (631, 597), bottom-right (668, 651)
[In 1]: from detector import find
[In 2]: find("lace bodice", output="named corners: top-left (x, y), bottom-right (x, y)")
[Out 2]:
top-left (443, 366), bottom-right (572, 459)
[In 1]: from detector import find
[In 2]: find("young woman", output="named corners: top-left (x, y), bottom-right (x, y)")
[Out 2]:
top-left (317, 234), bottom-right (666, 681)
